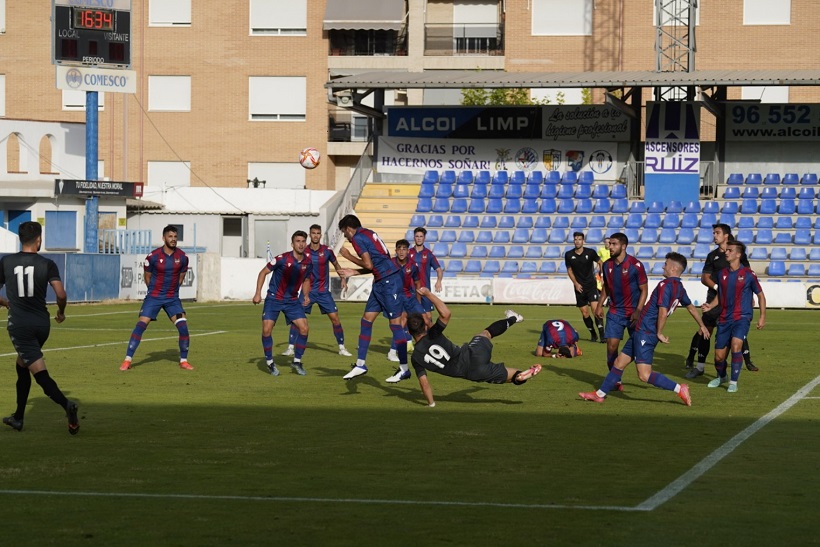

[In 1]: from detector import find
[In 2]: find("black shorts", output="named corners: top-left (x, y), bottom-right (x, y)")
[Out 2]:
top-left (8, 324), bottom-right (50, 366)
top-left (575, 284), bottom-right (600, 308)
top-left (461, 336), bottom-right (508, 384)
top-left (702, 305), bottom-right (721, 329)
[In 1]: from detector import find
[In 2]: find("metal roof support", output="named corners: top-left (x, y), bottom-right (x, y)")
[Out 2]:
top-left (654, 0), bottom-right (697, 101)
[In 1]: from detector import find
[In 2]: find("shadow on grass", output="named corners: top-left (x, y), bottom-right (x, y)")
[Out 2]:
top-left (126, 349), bottom-right (184, 369)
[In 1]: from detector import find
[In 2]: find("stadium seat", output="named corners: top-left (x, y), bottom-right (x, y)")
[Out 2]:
top-left (757, 216), bottom-right (773, 229)
top-left (815, 232), bottom-right (820, 245)
top-left (780, 187), bottom-right (796, 199)
top-left (540, 199), bottom-right (557, 214)
top-left (648, 201), bottom-right (664, 213)
top-left (783, 173), bottom-right (799, 185)
top-left (794, 229), bottom-right (812, 245)
top-left (539, 183), bottom-right (558, 198)
top-left (746, 173), bottom-right (762, 185)
top-left (452, 184), bottom-right (470, 199)
top-left (508, 245), bottom-right (525, 259)
top-left (476, 230), bottom-right (493, 243)
top-left (432, 198), bottom-right (450, 212)
top-left (702, 201), bottom-right (719, 214)
top-left (450, 198), bottom-right (468, 213)
top-left (741, 187), bottom-right (760, 199)
top-left (512, 228), bottom-right (530, 243)
top-left (607, 216), bottom-right (625, 229)
top-left (770, 247), bottom-right (787, 260)
top-left (557, 199), bottom-right (575, 213)
top-left (483, 260), bottom-right (500, 274)
top-left (457, 231), bottom-right (475, 244)
top-left (764, 173), bottom-right (781, 185)
top-left (718, 213), bottom-right (736, 228)
top-left (557, 262), bottom-right (568, 274)
top-left (553, 216), bottom-right (570, 229)
top-left (465, 260), bottom-right (482, 273)
top-left (640, 229), bottom-right (659, 243)
top-left (444, 215), bottom-right (462, 228)
top-left (624, 228), bottom-right (639, 243)
top-left (681, 213), bottom-right (699, 229)
top-left (544, 246), bottom-right (561, 259)
top-left (493, 231), bottom-right (511, 244)
top-left (511, 171), bottom-right (526, 185)
top-left (694, 243), bottom-right (711, 259)
top-left (492, 171), bottom-right (509, 185)
top-left (526, 246), bottom-right (543, 258)
top-left (723, 186), bottom-right (741, 199)
top-left (496, 215), bottom-right (513, 229)
top-left (486, 198), bottom-right (503, 213)
top-left (470, 184), bottom-right (488, 199)
top-left (787, 264), bottom-right (806, 277)
top-left (529, 171), bottom-right (544, 185)
top-left (416, 197), bottom-right (433, 212)
top-left (522, 198), bottom-right (539, 214)
top-left (426, 214), bottom-right (444, 228)
top-left (760, 187), bottom-right (778, 200)
top-left (700, 213), bottom-right (717, 227)
top-left (774, 232), bottom-right (792, 244)
top-left (558, 184), bottom-right (574, 199)
top-left (644, 213), bottom-right (662, 229)
top-left (419, 183), bottom-right (436, 198)
top-left (755, 229), bottom-right (773, 244)
top-left (579, 171), bottom-right (595, 185)
top-left (593, 198), bottom-right (611, 213)
top-left (626, 214), bottom-right (643, 229)
top-left (517, 216), bottom-right (534, 229)
top-left (479, 216), bottom-right (497, 229)
top-left (690, 262), bottom-right (704, 276)
top-left (549, 229), bottom-right (567, 243)
top-left (535, 217), bottom-right (552, 229)
top-left (801, 173), bottom-right (818, 185)
top-left (809, 264), bottom-right (820, 277)
top-left (575, 186), bottom-right (592, 199)
top-left (659, 228), bottom-right (677, 244)
top-left (684, 201), bottom-right (701, 213)
top-left (405, 229), bottom-right (415, 240)
top-left (592, 184), bottom-right (610, 199)
top-left (611, 199), bottom-right (629, 213)
top-left (575, 199), bottom-right (593, 214)
top-left (423, 170), bottom-right (439, 184)
top-left (436, 183), bottom-right (453, 198)
top-left (737, 217), bottom-right (755, 229)
top-left (410, 214), bottom-right (426, 227)
top-left (749, 247), bottom-right (769, 260)
top-left (726, 173), bottom-right (744, 185)
top-left (530, 228), bottom-right (548, 243)
top-left (475, 170), bottom-right (491, 185)
top-left (798, 187), bottom-right (816, 200)
top-left (488, 185), bottom-right (506, 199)
top-left (506, 185), bottom-right (524, 199)
top-left (539, 261), bottom-right (557, 274)
top-left (432, 242), bottom-right (449, 256)
top-left (697, 228), bottom-right (714, 243)
top-left (663, 214), bottom-right (681, 228)
top-left (570, 217), bottom-right (588, 229)
top-left (736, 228), bottom-right (755, 244)
top-left (449, 243), bottom-right (468, 258)
top-left (721, 201), bottom-right (739, 213)
top-left (523, 183), bottom-right (542, 199)
top-left (795, 217), bottom-right (812, 229)
top-left (520, 261), bottom-right (538, 274)
top-left (677, 228), bottom-right (695, 244)
top-left (504, 198), bottom-right (522, 213)
top-left (628, 201), bottom-right (646, 214)
top-left (471, 245), bottom-right (488, 257)
top-left (586, 229), bottom-right (603, 244)
top-left (562, 172), bottom-right (578, 184)
top-left (797, 199), bottom-right (814, 214)
top-left (651, 262), bottom-right (665, 275)
top-left (439, 230), bottom-right (457, 243)
top-left (676, 246), bottom-right (692, 258)
top-left (440, 170), bottom-right (456, 184)
top-left (610, 184), bottom-right (628, 199)
top-left (790, 247), bottom-right (808, 261)
top-left (489, 245), bottom-right (506, 258)
top-left (589, 215), bottom-right (606, 228)
top-left (667, 201), bottom-right (683, 213)
top-left (740, 199), bottom-right (758, 214)
top-left (636, 246), bottom-right (654, 259)
top-left (778, 199), bottom-right (796, 215)
top-left (775, 217), bottom-right (793, 230)
top-left (446, 259), bottom-right (464, 273)
top-left (457, 171), bottom-right (474, 185)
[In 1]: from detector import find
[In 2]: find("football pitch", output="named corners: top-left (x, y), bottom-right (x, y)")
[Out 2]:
top-left (0, 301), bottom-right (817, 546)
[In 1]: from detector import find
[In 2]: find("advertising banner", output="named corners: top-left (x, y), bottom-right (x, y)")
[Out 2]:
top-left (644, 101), bottom-right (701, 206)
top-left (726, 103), bottom-right (820, 141)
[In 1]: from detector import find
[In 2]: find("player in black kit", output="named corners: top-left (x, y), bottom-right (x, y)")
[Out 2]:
top-left (565, 232), bottom-right (605, 342)
top-left (407, 287), bottom-right (541, 407)
top-left (685, 224), bottom-right (758, 378)
top-left (0, 221), bottom-right (79, 434)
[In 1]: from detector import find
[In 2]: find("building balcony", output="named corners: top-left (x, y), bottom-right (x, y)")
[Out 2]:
top-left (424, 23), bottom-right (504, 56)
top-left (328, 29), bottom-right (407, 56)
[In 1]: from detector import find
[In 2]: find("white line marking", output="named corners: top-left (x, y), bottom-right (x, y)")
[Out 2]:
top-left (636, 372), bottom-right (820, 511)
top-left (0, 331), bottom-right (227, 358)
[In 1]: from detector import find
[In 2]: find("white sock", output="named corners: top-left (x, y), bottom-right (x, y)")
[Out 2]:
top-left (674, 384), bottom-right (681, 393)
top-left (596, 390), bottom-right (607, 398)
top-left (356, 359), bottom-right (366, 367)
top-left (696, 362), bottom-right (706, 371)
top-left (399, 364), bottom-right (409, 373)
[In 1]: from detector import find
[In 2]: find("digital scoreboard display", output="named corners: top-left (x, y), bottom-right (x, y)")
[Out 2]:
top-left (53, 1), bottom-right (131, 68)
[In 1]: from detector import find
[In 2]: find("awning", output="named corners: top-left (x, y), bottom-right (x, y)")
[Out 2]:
top-left (323, 0), bottom-right (405, 31)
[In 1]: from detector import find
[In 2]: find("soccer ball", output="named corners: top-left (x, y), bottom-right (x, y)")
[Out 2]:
top-left (299, 147), bottom-right (321, 169)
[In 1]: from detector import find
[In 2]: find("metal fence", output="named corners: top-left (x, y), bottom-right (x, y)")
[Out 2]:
top-left (325, 139), bottom-right (374, 251)
top-left (99, 229), bottom-right (152, 255)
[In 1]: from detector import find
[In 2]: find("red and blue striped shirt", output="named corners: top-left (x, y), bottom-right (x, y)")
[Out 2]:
top-left (634, 277), bottom-right (691, 334)
top-left (408, 246), bottom-right (441, 290)
top-left (144, 247), bottom-right (188, 299)
top-left (601, 254), bottom-right (647, 318)
top-left (350, 227), bottom-right (398, 281)
top-left (265, 251), bottom-right (313, 301)
top-left (539, 320), bottom-right (580, 349)
top-left (392, 257), bottom-right (421, 298)
top-left (307, 244), bottom-right (336, 293)
top-left (716, 266), bottom-right (763, 321)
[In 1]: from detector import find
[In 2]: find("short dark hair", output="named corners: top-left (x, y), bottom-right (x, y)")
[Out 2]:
top-left (573, 232), bottom-right (585, 240)
top-left (726, 240), bottom-right (747, 256)
top-left (18, 221), bottom-right (42, 245)
top-left (407, 313), bottom-right (426, 337)
top-left (396, 239), bottom-right (410, 249)
top-left (309, 224), bottom-right (322, 232)
top-left (712, 223), bottom-right (732, 236)
top-left (558, 346), bottom-right (573, 359)
top-left (665, 251), bottom-right (687, 273)
top-left (609, 232), bottom-right (628, 246)
top-left (413, 227), bottom-right (427, 236)
top-left (291, 230), bottom-right (308, 242)
top-left (162, 225), bottom-right (178, 236)
top-left (338, 214), bottom-right (361, 231)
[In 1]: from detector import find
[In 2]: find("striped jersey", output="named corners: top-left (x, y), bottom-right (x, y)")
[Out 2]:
top-left (350, 227), bottom-right (398, 281)
top-left (715, 266), bottom-right (763, 321)
top-left (392, 257), bottom-right (421, 298)
top-left (144, 247), bottom-right (188, 299)
top-left (408, 246), bottom-right (441, 289)
top-left (538, 320), bottom-right (579, 349)
top-left (306, 244), bottom-right (336, 293)
top-left (265, 251), bottom-right (314, 301)
top-left (601, 254), bottom-right (647, 318)
top-left (634, 277), bottom-right (691, 334)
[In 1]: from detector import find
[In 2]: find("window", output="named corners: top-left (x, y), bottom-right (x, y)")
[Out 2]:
top-left (453, 0), bottom-right (499, 53)
top-left (0, 1), bottom-right (5, 34)
top-left (248, 162), bottom-right (306, 189)
top-left (744, 0), bottom-right (790, 25)
top-left (0, 75), bottom-right (5, 117)
top-left (248, 77), bottom-right (306, 121)
top-left (62, 90), bottom-right (105, 111)
top-left (147, 161), bottom-right (191, 187)
top-left (250, 0), bottom-right (307, 35)
top-left (149, 0), bottom-right (191, 26)
top-left (532, 0), bottom-right (592, 36)
top-left (148, 76), bottom-right (192, 111)
top-left (44, 211), bottom-right (77, 250)
top-left (741, 86), bottom-right (790, 103)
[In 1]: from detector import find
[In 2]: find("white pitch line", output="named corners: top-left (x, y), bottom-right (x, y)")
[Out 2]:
top-left (0, 331), bottom-right (227, 358)
top-left (635, 372), bottom-right (820, 511)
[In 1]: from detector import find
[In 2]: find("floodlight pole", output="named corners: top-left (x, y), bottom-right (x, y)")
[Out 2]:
top-left (84, 91), bottom-right (99, 253)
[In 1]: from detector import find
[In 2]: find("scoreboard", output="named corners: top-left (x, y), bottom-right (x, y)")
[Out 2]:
top-left (52, 0), bottom-right (131, 68)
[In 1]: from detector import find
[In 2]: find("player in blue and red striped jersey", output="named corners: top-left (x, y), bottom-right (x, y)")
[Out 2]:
top-left (410, 227), bottom-right (443, 327)
top-left (282, 225), bottom-right (352, 358)
top-left (336, 214), bottom-right (409, 383)
top-left (580, 252), bottom-right (710, 406)
top-left (703, 241), bottom-right (766, 393)
top-left (385, 239), bottom-right (425, 367)
top-left (253, 231), bottom-right (314, 377)
top-left (535, 319), bottom-right (582, 358)
top-left (120, 225), bottom-right (193, 371)
top-left (595, 232), bottom-right (648, 387)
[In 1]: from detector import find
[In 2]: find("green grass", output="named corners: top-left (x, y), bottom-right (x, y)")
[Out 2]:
top-left (0, 302), bottom-right (817, 546)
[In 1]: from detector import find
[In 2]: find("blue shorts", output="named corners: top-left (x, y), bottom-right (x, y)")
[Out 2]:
top-left (301, 291), bottom-right (338, 315)
top-left (621, 331), bottom-right (658, 365)
top-left (140, 296), bottom-right (185, 320)
top-left (604, 313), bottom-right (634, 340)
top-left (262, 297), bottom-right (306, 325)
top-left (715, 319), bottom-right (751, 350)
top-left (364, 273), bottom-right (404, 320)
top-left (419, 295), bottom-right (435, 313)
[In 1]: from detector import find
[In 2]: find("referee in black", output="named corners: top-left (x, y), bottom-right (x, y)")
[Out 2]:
top-left (685, 223), bottom-right (759, 378)
top-left (565, 232), bottom-right (606, 342)
top-left (0, 221), bottom-right (79, 434)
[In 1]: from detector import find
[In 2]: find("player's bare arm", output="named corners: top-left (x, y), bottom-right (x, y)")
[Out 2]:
top-left (332, 260), bottom-right (348, 289)
top-left (418, 374), bottom-right (435, 407)
top-left (631, 283), bottom-right (648, 323)
top-left (143, 272), bottom-right (152, 287)
top-left (51, 279), bottom-right (67, 323)
top-left (685, 303), bottom-right (711, 339)
top-left (656, 306), bottom-right (670, 343)
top-left (595, 284), bottom-right (608, 320)
top-left (418, 287), bottom-right (450, 325)
top-left (434, 267), bottom-right (443, 293)
top-left (567, 267), bottom-right (582, 293)
top-left (252, 265), bottom-right (270, 305)
top-left (756, 292), bottom-right (767, 329)
top-left (301, 278), bottom-right (311, 307)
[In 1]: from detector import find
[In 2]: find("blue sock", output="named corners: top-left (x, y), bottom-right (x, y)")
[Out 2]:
top-left (389, 323), bottom-right (407, 364)
top-left (730, 351), bottom-right (743, 382)
top-left (599, 367), bottom-right (624, 395)
top-left (715, 359), bottom-right (727, 378)
top-left (294, 332), bottom-right (308, 361)
top-left (647, 371), bottom-right (677, 391)
top-left (262, 335), bottom-right (273, 362)
top-left (288, 325), bottom-right (297, 346)
top-left (126, 320), bottom-right (148, 359)
top-left (332, 323), bottom-right (345, 345)
top-left (175, 318), bottom-right (189, 360)
top-left (357, 319), bottom-right (373, 361)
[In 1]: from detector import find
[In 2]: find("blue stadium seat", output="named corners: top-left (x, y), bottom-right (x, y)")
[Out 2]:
top-left (476, 230), bottom-right (493, 243)
top-left (575, 199), bottom-right (593, 214)
top-left (611, 199), bottom-right (629, 213)
top-left (488, 185), bottom-right (506, 199)
top-left (775, 217), bottom-right (793, 230)
top-left (721, 201), bottom-right (738, 213)
top-left (406, 229), bottom-right (415, 240)
top-left (539, 199), bottom-right (557, 213)
top-left (667, 201), bottom-right (683, 213)
top-left (520, 261), bottom-right (538, 274)
top-left (755, 217), bottom-right (772, 229)
top-left (764, 173), bottom-right (781, 185)
top-left (592, 184), bottom-right (609, 199)
top-left (755, 229), bottom-right (772, 244)
top-left (736, 228), bottom-right (755, 244)
top-left (410, 214), bottom-right (426, 226)
top-left (663, 214), bottom-right (681, 228)
top-left (440, 170), bottom-right (456, 184)
top-left (760, 187), bottom-right (778, 200)
top-left (445, 215), bottom-right (463, 228)
top-left (740, 199), bottom-right (758, 214)
top-left (496, 215), bottom-right (513, 229)
top-left (562, 172), bottom-right (578, 184)
top-left (479, 216), bottom-right (497, 229)
top-left (468, 198), bottom-right (486, 213)
top-left (795, 217), bottom-right (812, 229)
top-left (558, 184), bottom-right (575, 199)
top-left (749, 247), bottom-right (769, 260)
top-left (416, 197), bottom-right (433, 212)
top-left (471, 245), bottom-right (488, 258)
top-left (586, 229), bottom-right (604, 244)
top-left (549, 228), bottom-right (567, 243)
top-left (697, 228), bottom-right (713, 243)
top-left (626, 214), bottom-right (643, 229)
top-left (557, 199), bottom-right (575, 213)
top-left (624, 228), bottom-right (639, 243)
top-left (439, 230), bottom-right (457, 243)
top-left (801, 173), bottom-right (818, 185)
top-left (636, 247), bottom-right (654, 259)
top-left (526, 246), bottom-right (543, 258)
top-left (456, 230), bottom-right (475, 244)
top-left (445, 259), bottom-right (463, 273)
top-left (737, 217), bottom-right (755, 229)
top-left (457, 171), bottom-right (474, 185)
top-left (610, 184), bottom-right (627, 199)
top-left (449, 243), bottom-right (468, 258)
top-left (640, 229), bottom-right (659, 243)
top-left (677, 228), bottom-right (695, 244)
top-left (702, 201), bottom-right (719, 214)
top-left (726, 173), bottom-right (744, 185)
top-left (593, 198), bottom-right (611, 213)
top-left (648, 201), bottom-right (664, 213)
top-left (651, 262), bottom-right (665, 275)
top-left (419, 183), bottom-right (436, 198)
top-left (569, 218), bottom-right (587, 231)
top-left (427, 214), bottom-right (444, 227)
top-left (432, 242), bottom-right (449, 256)
top-left (770, 247), bottom-right (787, 260)
top-left (553, 216), bottom-right (570, 229)
top-left (504, 199), bottom-right (522, 213)
top-left (797, 199), bottom-right (814, 214)
top-left (452, 184), bottom-right (470, 199)
top-left (522, 198), bottom-right (539, 213)
top-left (607, 215), bottom-right (625, 229)
top-left (579, 171), bottom-right (595, 185)
top-left (489, 245), bottom-right (506, 258)
top-left (790, 247), bottom-right (808, 261)
top-left (723, 186), bottom-right (741, 199)
top-left (465, 260), bottom-right (482, 273)
top-left (659, 228), bottom-right (677, 244)
top-left (493, 231), bottom-right (511, 244)
top-left (492, 171), bottom-right (509, 185)
top-left (681, 213), bottom-right (699, 228)
top-left (523, 183), bottom-right (541, 199)
top-left (512, 228), bottom-right (530, 243)
top-left (450, 198), bottom-right (468, 213)
top-left (690, 262), bottom-right (704, 276)
top-left (517, 216), bottom-right (534, 229)
top-left (718, 213), bottom-right (736, 228)
top-left (815, 231), bottom-right (820, 245)
top-left (780, 187), bottom-right (796, 199)
top-left (475, 170), bottom-right (491, 185)
top-left (423, 170), bottom-right (439, 184)
top-left (628, 202), bottom-right (646, 214)
top-left (511, 171), bottom-right (526, 185)
top-left (794, 229), bottom-right (812, 245)
top-left (483, 260), bottom-right (501, 274)
top-left (783, 173), bottom-right (799, 185)
top-left (741, 186), bottom-right (760, 199)
top-left (508, 245), bottom-right (525, 259)
top-left (798, 187), bottom-right (816, 200)
top-left (778, 199), bottom-right (796, 214)
top-left (700, 212), bottom-right (717, 227)
top-left (539, 261), bottom-right (557, 274)
top-left (485, 198), bottom-right (503, 213)
top-left (557, 262), bottom-right (568, 274)
top-left (694, 243), bottom-right (711, 259)
top-left (575, 185), bottom-right (592, 199)
top-left (432, 198), bottom-right (450, 212)
top-left (746, 173), bottom-right (762, 185)
top-left (530, 228), bottom-right (548, 244)
top-left (809, 263), bottom-right (820, 277)
top-left (546, 171), bottom-right (562, 184)
top-left (540, 184), bottom-right (558, 198)
top-left (506, 185), bottom-right (524, 199)
top-left (774, 232), bottom-right (792, 244)
top-left (436, 183), bottom-right (453, 198)
top-left (684, 201), bottom-right (701, 213)
top-left (544, 246), bottom-right (561, 259)
top-left (470, 184), bottom-right (488, 199)
top-left (787, 264), bottom-right (806, 277)
top-left (676, 246), bottom-right (693, 258)
top-left (644, 213), bottom-right (662, 229)
top-left (529, 171), bottom-right (544, 184)
top-left (589, 215), bottom-right (606, 228)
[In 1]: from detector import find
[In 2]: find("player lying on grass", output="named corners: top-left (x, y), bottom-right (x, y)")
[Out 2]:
top-left (535, 319), bottom-right (582, 358)
top-left (406, 287), bottom-right (541, 408)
